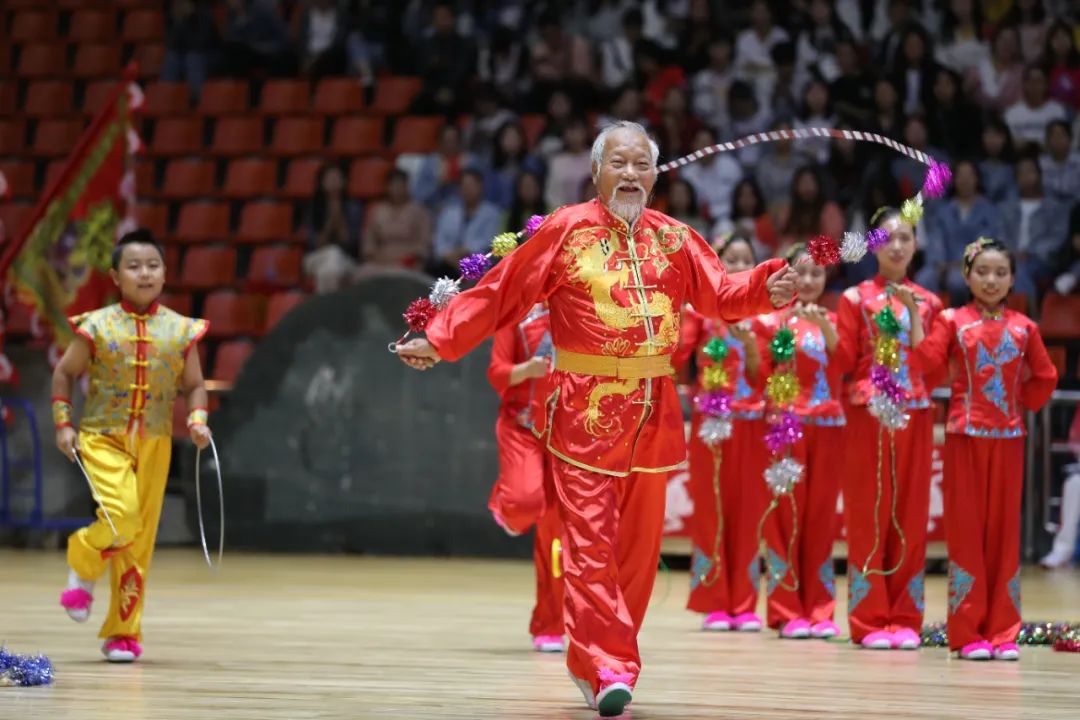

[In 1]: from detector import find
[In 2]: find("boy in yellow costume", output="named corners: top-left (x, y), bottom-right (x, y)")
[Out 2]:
top-left (52, 229), bottom-right (211, 663)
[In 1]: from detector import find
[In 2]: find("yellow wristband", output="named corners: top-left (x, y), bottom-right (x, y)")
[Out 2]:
top-left (52, 397), bottom-right (73, 429)
top-left (186, 408), bottom-right (208, 428)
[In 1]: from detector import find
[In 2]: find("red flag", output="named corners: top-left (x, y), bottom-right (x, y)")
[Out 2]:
top-left (0, 66), bottom-right (141, 347)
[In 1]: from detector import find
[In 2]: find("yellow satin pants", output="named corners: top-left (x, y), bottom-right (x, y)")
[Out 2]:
top-left (67, 432), bottom-right (172, 641)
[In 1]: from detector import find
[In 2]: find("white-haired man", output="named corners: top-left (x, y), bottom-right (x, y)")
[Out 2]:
top-left (398, 122), bottom-right (796, 716)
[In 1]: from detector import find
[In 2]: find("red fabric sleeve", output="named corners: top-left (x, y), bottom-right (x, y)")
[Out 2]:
top-left (425, 211), bottom-right (570, 362)
top-left (486, 326), bottom-right (518, 395)
top-left (834, 288), bottom-right (861, 375)
top-left (1019, 327), bottom-right (1059, 412)
top-left (672, 308), bottom-right (705, 372)
top-left (680, 228), bottom-right (787, 322)
top-left (910, 311), bottom-right (954, 375)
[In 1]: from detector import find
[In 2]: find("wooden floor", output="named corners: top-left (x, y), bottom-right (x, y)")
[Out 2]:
top-left (3, 549), bottom-right (1079, 719)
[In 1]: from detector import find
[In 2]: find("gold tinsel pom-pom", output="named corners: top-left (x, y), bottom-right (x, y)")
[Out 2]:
top-left (874, 336), bottom-right (902, 370)
top-left (765, 371), bottom-right (800, 406)
top-left (490, 233), bottom-right (519, 257)
top-left (701, 365), bottom-right (730, 391)
top-left (900, 197), bottom-right (924, 226)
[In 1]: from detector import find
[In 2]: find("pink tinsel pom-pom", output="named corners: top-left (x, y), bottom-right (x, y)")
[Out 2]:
top-left (524, 214), bottom-right (546, 237)
top-left (921, 160), bottom-right (953, 199)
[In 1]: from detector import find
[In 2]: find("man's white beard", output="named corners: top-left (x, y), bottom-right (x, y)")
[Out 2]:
top-left (606, 187), bottom-right (646, 224)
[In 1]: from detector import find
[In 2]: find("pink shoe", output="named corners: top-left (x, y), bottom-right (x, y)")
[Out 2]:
top-left (731, 612), bottom-right (763, 632)
top-left (702, 611), bottom-right (733, 631)
top-left (993, 643), bottom-right (1019, 661)
top-left (810, 620), bottom-right (840, 639)
top-left (597, 668), bottom-right (633, 718)
top-left (102, 637), bottom-right (143, 663)
top-left (860, 630), bottom-right (893, 650)
top-left (532, 634), bottom-right (564, 653)
top-left (959, 641), bottom-right (992, 660)
top-left (59, 588), bottom-right (93, 623)
top-left (780, 618), bottom-right (811, 639)
top-left (892, 627), bottom-right (921, 650)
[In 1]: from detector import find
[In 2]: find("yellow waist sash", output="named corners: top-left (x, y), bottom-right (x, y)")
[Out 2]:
top-left (553, 349), bottom-right (672, 379)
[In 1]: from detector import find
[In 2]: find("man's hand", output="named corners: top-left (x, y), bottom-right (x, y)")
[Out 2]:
top-left (56, 426), bottom-right (79, 463)
top-left (190, 423), bottom-right (212, 451)
top-left (766, 266), bottom-right (797, 307)
top-left (397, 338), bottom-right (443, 371)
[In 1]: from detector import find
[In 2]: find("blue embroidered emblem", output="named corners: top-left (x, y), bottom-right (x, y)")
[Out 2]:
top-left (690, 546), bottom-right (711, 591)
top-left (948, 561), bottom-right (975, 616)
top-left (975, 330), bottom-right (1020, 415)
top-left (848, 567), bottom-right (870, 614)
top-left (908, 571), bottom-right (925, 612)
top-left (748, 554), bottom-right (761, 589)
top-left (766, 548), bottom-right (789, 596)
top-left (1008, 568), bottom-right (1021, 615)
top-left (819, 559), bottom-right (835, 599)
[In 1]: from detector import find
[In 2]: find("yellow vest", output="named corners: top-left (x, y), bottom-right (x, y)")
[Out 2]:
top-left (74, 302), bottom-right (208, 437)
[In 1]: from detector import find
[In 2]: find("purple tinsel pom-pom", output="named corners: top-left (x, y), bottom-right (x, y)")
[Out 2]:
top-left (764, 410), bottom-right (803, 455)
top-left (459, 253), bottom-right (492, 280)
top-left (524, 214), bottom-right (546, 237)
top-left (870, 364), bottom-right (906, 404)
top-left (866, 227), bottom-right (890, 253)
top-left (0, 647), bottom-right (55, 687)
top-left (921, 160), bottom-right (952, 199)
top-left (696, 390), bottom-right (732, 418)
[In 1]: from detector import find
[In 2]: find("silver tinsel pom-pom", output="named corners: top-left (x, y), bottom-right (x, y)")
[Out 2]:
top-left (764, 457), bottom-right (804, 495)
top-left (840, 231), bottom-right (868, 263)
top-left (698, 416), bottom-right (733, 446)
top-left (868, 394), bottom-right (910, 431)
top-left (428, 277), bottom-right (461, 309)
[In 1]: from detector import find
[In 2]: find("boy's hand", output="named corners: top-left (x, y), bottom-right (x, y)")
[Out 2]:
top-left (190, 423), bottom-right (212, 450)
top-left (56, 427), bottom-right (79, 462)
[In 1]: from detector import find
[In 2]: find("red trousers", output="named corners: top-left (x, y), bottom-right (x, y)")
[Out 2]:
top-left (489, 414), bottom-right (565, 638)
top-left (842, 406), bottom-right (932, 642)
top-left (685, 415), bottom-right (768, 616)
top-left (762, 424), bottom-right (843, 627)
top-left (553, 458), bottom-right (667, 694)
top-left (943, 434), bottom-right (1024, 650)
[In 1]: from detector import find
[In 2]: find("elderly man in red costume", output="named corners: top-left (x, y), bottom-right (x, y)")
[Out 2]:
top-left (398, 121), bottom-right (795, 717)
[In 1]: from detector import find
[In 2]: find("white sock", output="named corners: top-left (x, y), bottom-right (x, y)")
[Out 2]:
top-left (67, 568), bottom-right (94, 593)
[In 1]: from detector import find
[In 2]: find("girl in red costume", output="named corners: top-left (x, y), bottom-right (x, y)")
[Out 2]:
top-left (910, 238), bottom-right (1057, 661)
top-left (487, 303), bottom-right (565, 653)
top-left (836, 208), bottom-right (943, 650)
top-left (676, 233), bottom-right (769, 633)
top-left (759, 244), bottom-right (848, 640)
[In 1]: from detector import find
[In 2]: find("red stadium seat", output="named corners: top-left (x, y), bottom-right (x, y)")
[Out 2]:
top-left (179, 246), bottom-right (238, 290)
top-left (247, 245), bottom-right (303, 290)
top-left (202, 290), bottom-right (264, 337)
top-left (211, 339), bottom-right (255, 382)
top-left (172, 201), bottom-right (230, 244)
top-left (236, 201), bottom-right (294, 244)
top-left (264, 291), bottom-right (307, 332)
top-left (222, 158), bottom-right (279, 199)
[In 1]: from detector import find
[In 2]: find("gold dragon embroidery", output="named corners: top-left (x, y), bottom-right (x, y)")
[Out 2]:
top-left (561, 226), bottom-right (680, 436)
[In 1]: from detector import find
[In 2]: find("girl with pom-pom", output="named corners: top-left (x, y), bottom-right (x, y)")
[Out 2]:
top-left (909, 238), bottom-right (1057, 661)
top-left (835, 207), bottom-right (943, 650)
top-left (486, 302), bottom-right (565, 654)
top-left (757, 243), bottom-right (849, 640)
top-left (674, 233), bottom-right (770, 633)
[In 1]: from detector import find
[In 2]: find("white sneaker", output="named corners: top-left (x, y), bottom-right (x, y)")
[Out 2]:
top-left (568, 672), bottom-right (597, 710)
top-left (596, 682), bottom-right (632, 717)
